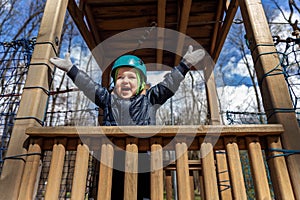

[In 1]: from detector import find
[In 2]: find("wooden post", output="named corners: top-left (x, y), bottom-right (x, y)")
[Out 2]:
top-left (238, 0), bottom-right (300, 198)
top-left (165, 170), bottom-right (173, 200)
top-left (97, 143), bottom-right (114, 200)
top-left (246, 137), bottom-right (272, 200)
top-left (189, 171), bottom-right (195, 200)
top-left (267, 136), bottom-right (295, 200)
top-left (71, 143), bottom-right (90, 200)
top-left (205, 74), bottom-right (231, 198)
top-left (224, 137), bottom-right (247, 200)
top-left (204, 63), bottom-right (222, 126)
top-left (0, 0), bottom-right (68, 199)
top-left (18, 139), bottom-right (42, 200)
top-left (151, 141), bottom-right (164, 200)
top-left (175, 142), bottom-right (191, 200)
top-left (204, 57), bottom-right (232, 199)
top-left (124, 142), bottom-right (138, 200)
top-left (199, 171), bottom-right (205, 200)
top-left (215, 150), bottom-right (232, 199)
top-left (200, 139), bottom-right (219, 200)
top-left (45, 141), bottom-right (66, 200)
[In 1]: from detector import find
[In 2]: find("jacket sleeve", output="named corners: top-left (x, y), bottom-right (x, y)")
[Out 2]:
top-left (67, 65), bottom-right (110, 108)
top-left (148, 62), bottom-right (189, 105)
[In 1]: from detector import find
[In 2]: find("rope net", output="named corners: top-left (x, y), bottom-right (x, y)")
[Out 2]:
top-left (0, 39), bottom-right (34, 172)
top-left (0, 39), bottom-right (100, 198)
top-left (225, 35), bottom-right (300, 125)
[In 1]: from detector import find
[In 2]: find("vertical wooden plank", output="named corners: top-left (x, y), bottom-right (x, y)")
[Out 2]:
top-left (200, 140), bottom-right (219, 200)
top-left (205, 71), bottom-right (222, 126)
top-left (165, 170), bottom-right (173, 200)
top-left (224, 137), bottom-right (247, 200)
top-left (18, 140), bottom-right (42, 200)
top-left (97, 143), bottom-right (114, 200)
top-left (151, 143), bottom-right (164, 200)
top-left (71, 143), bottom-right (89, 200)
top-left (246, 137), bottom-right (272, 200)
top-left (267, 136), bottom-right (295, 200)
top-left (239, 0), bottom-right (300, 198)
top-left (45, 142), bottom-right (66, 200)
top-left (124, 143), bottom-right (138, 200)
top-left (199, 172), bottom-right (205, 200)
top-left (0, 0), bottom-right (68, 198)
top-left (189, 171), bottom-right (195, 200)
top-left (215, 150), bottom-right (232, 199)
top-left (175, 142), bottom-right (191, 200)
top-left (204, 56), bottom-right (229, 199)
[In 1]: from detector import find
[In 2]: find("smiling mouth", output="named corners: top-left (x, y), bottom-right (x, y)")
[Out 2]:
top-left (121, 87), bottom-right (131, 92)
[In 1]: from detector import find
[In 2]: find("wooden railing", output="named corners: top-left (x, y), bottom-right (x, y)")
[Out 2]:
top-left (20, 124), bottom-right (295, 200)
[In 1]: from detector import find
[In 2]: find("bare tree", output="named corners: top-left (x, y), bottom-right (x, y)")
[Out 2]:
top-left (157, 70), bottom-right (207, 125)
top-left (228, 18), bottom-right (265, 123)
top-left (272, 0), bottom-right (300, 37)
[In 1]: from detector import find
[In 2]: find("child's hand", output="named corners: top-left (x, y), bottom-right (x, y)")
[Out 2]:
top-left (50, 53), bottom-right (73, 72)
top-left (182, 45), bottom-right (205, 68)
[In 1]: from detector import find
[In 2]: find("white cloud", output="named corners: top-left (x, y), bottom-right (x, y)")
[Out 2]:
top-left (235, 55), bottom-right (253, 76)
top-left (147, 71), bottom-right (168, 86)
top-left (217, 85), bottom-right (262, 113)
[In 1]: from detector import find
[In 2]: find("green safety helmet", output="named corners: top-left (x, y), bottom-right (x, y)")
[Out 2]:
top-left (111, 55), bottom-right (147, 82)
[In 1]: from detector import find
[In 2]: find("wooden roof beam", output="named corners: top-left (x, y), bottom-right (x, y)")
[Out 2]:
top-left (210, 0), bottom-right (225, 56)
top-left (174, 0), bottom-right (192, 66)
top-left (79, 0), bottom-right (85, 11)
top-left (156, 0), bottom-right (166, 70)
top-left (68, 0), bottom-right (97, 50)
top-left (212, 0), bottom-right (239, 62)
top-left (84, 4), bottom-right (102, 45)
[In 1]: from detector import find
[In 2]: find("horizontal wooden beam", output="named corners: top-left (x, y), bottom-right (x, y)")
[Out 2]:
top-left (26, 124), bottom-right (283, 138)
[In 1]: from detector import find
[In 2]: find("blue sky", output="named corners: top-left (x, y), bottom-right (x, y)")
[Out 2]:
top-left (215, 0), bottom-right (295, 87)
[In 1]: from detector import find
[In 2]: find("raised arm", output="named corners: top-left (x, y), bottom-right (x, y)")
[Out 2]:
top-left (49, 53), bottom-right (110, 108)
top-left (148, 45), bottom-right (205, 105)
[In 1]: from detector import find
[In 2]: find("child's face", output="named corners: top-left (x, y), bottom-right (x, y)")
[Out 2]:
top-left (114, 67), bottom-right (138, 99)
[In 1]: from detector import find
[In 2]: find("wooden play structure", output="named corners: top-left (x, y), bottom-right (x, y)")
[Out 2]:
top-left (0, 0), bottom-right (299, 199)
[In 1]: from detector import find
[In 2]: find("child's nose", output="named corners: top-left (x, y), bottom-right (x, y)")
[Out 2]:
top-left (122, 76), bottom-right (130, 83)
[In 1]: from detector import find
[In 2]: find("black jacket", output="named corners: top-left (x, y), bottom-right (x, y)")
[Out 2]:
top-left (67, 62), bottom-right (190, 126)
